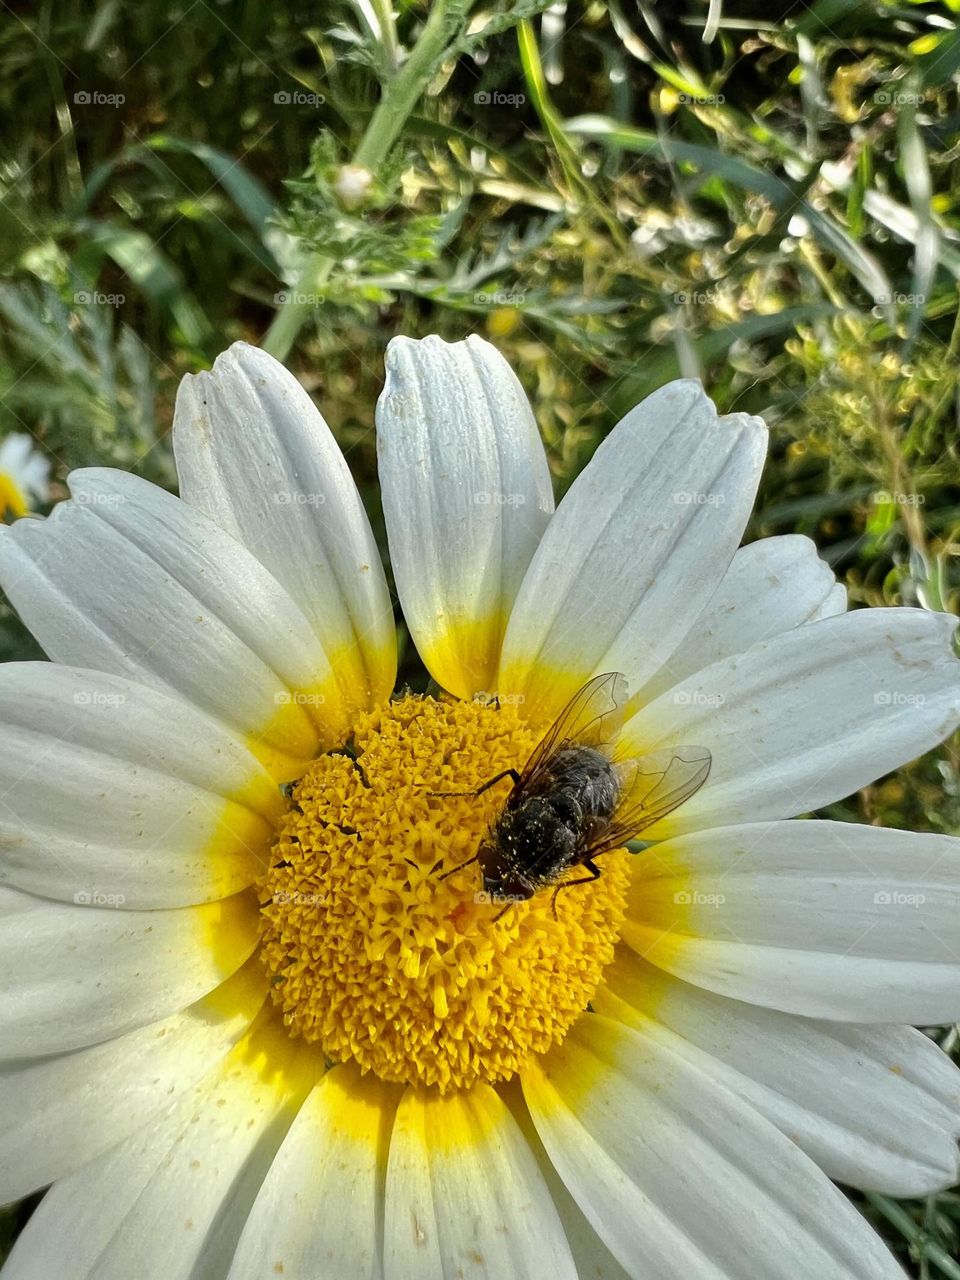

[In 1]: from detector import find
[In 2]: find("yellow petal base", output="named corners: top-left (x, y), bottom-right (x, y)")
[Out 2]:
top-left (258, 694), bottom-right (630, 1092)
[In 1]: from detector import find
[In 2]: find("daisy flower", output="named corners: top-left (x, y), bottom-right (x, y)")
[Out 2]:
top-left (1, 336), bottom-right (959, 1280)
top-left (0, 435), bottom-right (50, 520)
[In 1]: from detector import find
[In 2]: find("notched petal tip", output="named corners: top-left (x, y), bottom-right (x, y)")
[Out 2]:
top-left (634, 377), bottom-right (769, 449)
top-left (213, 342), bottom-right (290, 393)
top-left (384, 331), bottom-right (502, 373)
top-left (382, 332), bottom-right (421, 367)
top-left (182, 342), bottom-right (286, 403)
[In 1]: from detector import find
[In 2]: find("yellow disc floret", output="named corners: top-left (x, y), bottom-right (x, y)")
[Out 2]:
top-left (258, 695), bottom-right (630, 1092)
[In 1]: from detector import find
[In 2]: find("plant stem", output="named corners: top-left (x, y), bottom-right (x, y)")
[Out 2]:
top-left (354, 1), bottom-right (469, 172)
top-left (262, 0), bottom-right (471, 359)
top-left (262, 257), bottom-right (334, 360)
top-left (865, 1193), bottom-right (960, 1280)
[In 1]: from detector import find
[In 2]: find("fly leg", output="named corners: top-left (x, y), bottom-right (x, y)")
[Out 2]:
top-left (427, 769), bottom-right (520, 881)
top-left (428, 768), bottom-right (520, 880)
top-left (550, 858), bottom-right (602, 918)
top-left (436, 852), bottom-right (478, 882)
top-left (429, 768), bottom-right (521, 799)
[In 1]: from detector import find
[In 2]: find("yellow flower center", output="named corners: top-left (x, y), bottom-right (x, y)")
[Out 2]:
top-left (258, 694), bottom-right (631, 1092)
top-left (0, 472), bottom-right (28, 520)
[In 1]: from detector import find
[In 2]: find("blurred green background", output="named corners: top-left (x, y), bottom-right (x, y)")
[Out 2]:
top-left (1, 0), bottom-right (959, 1271)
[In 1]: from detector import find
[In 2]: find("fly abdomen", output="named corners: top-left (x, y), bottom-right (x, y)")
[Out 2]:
top-left (543, 745), bottom-right (621, 824)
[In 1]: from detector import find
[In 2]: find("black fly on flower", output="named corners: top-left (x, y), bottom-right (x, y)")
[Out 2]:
top-left (438, 672), bottom-right (712, 910)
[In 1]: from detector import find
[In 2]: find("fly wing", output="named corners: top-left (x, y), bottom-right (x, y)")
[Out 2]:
top-left (578, 746), bottom-right (712, 859)
top-left (518, 672), bottom-right (630, 787)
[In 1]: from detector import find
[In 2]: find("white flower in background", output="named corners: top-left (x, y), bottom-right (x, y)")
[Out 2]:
top-left (332, 163), bottom-right (375, 208)
top-left (0, 434), bottom-right (50, 519)
top-left (0, 336), bottom-right (959, 1280)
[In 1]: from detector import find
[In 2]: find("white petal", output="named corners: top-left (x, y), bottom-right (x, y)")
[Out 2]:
top-left (621, 607), bottom-right (960, 836)
top-left (623, 819), bottom-right (960, 1023)
top-left (383, 1081), bottom-right (578, 1280)
top-left (0, 435), bottom-right (50, 505)
top-left (501, 1079), bottom-right (633, 1280)
top-left (228, 1066), bottom-right (398, 1280)
top-left (598, 950), bottom-right (960, 1196)
top-left (0, 663), bottom-right (284, 908)
top-left (636, 535), bottom-right (842, 702)
top-left (0, 885), bottom-right (258, 1058)
top-left (0, 469), bottom-right (350, 779)
top-left (498, 380), bottom-right (767, 722)
top-left (816, 580), bottom-right (848, 619)
top-left (523, 1014), bottom-right (906, 1280)
top-left (174, 342), bottom-right (396, 708)
top-left (0, 1015), bottom-right (320, 1280)
top-left (0, 956), bottom-right (266, 1204)
top-left (377, 335), bottom-right (554, 700)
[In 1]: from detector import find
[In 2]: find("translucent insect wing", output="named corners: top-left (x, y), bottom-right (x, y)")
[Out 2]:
top-left (519, 671), bottom-right (630, 784)
top-left (594, 746), bottom-right (712, 851)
